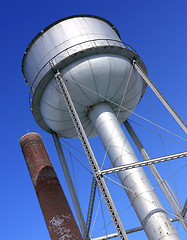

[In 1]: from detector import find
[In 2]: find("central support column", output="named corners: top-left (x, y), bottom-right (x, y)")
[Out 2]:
top-left (89, 103), bottom-right (180, 240)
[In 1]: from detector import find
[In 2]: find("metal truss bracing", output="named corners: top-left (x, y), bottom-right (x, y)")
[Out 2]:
top-left (101, 151), bottom-right (187, 176)
top-left (86, 177), bottom-right (97, 239)
top-left (55, 71), bottom-right (128, 240)
top-left (182, 199), bottom-right (187, 218)
top-left (132, 60), bottom-right (187, 134)
top-left (124, 120), bottom-right (187, 232)
top-left (91, 218), bottom-right (179, 240)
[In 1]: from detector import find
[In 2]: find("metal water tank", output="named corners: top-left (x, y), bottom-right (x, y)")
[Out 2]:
top-left (22, 15), bottom-right (147, 137)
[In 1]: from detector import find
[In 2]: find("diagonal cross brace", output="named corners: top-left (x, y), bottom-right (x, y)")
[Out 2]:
top-left (133, 60), bottom-right (187, 134)
top-left (124, 120), bottom-right (187, 232)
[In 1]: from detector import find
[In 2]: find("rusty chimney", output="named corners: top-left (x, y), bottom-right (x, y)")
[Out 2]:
top-left (20, 132), bottom-right (83, 240)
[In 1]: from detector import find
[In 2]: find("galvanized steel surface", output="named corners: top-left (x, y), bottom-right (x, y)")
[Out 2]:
top-left (22, 15), bottom-right (122, 89)
top-left (22, 15), bottom-right (147, 137)
top-left (54, 72), bottom-right (128, 239)
top-left (89, 103), bottom-right (180, 240)
top-left (40, 54), bottom-right (142, 137)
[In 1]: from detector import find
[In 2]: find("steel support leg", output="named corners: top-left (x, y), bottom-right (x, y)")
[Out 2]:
top-left (133, 60), bottom-right (187, 134)
top-left (86, 177), bottom-right (97, 239)
top-left (182, 199), bottom-right (187, 218)
top-left (124, 120), bottom-right (187, 232)
top-left (52, 131), bottom-right (87, 238)
top-left (89, 102), bottom-right (180, 240)
top-left (55, 71), bottom-right (128, 240)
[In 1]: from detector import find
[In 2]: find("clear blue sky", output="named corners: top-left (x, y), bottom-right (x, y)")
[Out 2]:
top-left (0, 0), bottom-right (187, 239)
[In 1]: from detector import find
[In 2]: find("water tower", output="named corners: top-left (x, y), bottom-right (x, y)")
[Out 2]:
top-left (22, 15), bottom-right (187, 240)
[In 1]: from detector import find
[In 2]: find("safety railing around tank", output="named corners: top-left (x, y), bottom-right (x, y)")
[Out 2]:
top-left (28, 38), bottom-right (139, 110)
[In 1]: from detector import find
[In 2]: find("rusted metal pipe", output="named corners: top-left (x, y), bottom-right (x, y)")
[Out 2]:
top-left (20, 132), bottom-right (83, 240)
